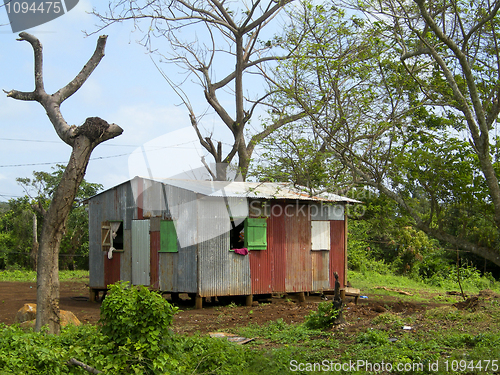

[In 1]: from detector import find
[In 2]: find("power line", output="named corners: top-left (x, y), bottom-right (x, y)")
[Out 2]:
top-left (0, 140), bottom-right (201, 168)
top-left (0, 137), bottom-right (139, 147)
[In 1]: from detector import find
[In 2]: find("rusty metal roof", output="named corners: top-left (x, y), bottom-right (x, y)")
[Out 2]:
top-left (156, 178), bottom-right (361, 203)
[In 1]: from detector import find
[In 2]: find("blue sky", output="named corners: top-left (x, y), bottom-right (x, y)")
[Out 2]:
top-left (0, 0), bottom-right (260, 201)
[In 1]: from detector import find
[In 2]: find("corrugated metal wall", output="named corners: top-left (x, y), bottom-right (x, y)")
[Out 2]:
top-left (197, 197), bottom-right (251, 297)
top-left (89, 181), bottom-right (137, 289)
top-left (158, 184), bottom-right (198, 294)
top-left (285, 203), bottom-right (312, 292)
top-left (330, 219), bottom-right (346, 289)
top-left (132, 220), bottom-right (150, 285)
top-left (312, 251), bottom-right (330, 290)
top-left (90, 177), bottom-right (348, 296)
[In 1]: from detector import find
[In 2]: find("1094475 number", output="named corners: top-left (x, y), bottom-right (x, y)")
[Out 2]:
top-left (443, 360), bottom-right (498, 372)
top-left (5, 1), bottom-right (62, 14)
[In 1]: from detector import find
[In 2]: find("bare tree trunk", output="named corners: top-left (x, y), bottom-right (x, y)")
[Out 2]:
top-left (31, 213), bottom-right (38, 271)
top-left (35, 137), bottom-right (94, 333)
top-left (6, 33), bottom-right (123, 334)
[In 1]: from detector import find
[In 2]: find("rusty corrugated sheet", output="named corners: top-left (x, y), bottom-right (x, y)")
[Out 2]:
top-left (312, 251), bottom-right (330, 291)
top-left (132, 220), bottom-right (150, 285)
top-left (330, 220), bottom-right (346, 289)
top-left (154, 178), bottom-right (361, 203)
top-left (104, 253), bottom-right (121, 287)
top-left (150, 231), bottom-right (160, 289)
top-left (285, 203), bottom-right (312, 292)
top-left (89, 181), bottom-right (136, 289)
top-left (162, 184), bottom-right (198, 293)
top-left (197, 197), bottom-right (251, 297)
top-left (120, 229), bottom-right (132, 282)
top-left (310, 202), bottom-right (345, 221)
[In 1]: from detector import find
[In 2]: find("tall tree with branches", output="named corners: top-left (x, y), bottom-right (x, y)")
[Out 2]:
top-left (5, 33), bottom-right (122, 334)
top-left (91, 0), bottom-right (307, 180)
top-left (265, 0), bottom-right (500, 267)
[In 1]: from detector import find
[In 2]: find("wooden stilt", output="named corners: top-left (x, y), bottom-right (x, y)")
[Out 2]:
top-left (245, 294), bottom-right (253, 306)
top-left (195, 295), bottom-right (203, 309)
top-left (297, 292), bottom-right (306, 302)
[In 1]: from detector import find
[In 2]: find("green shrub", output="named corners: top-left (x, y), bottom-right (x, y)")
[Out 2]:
top-left (304, 301), bottom-right (341, 330)
top-left (99, 281), bottom-right (179, 374)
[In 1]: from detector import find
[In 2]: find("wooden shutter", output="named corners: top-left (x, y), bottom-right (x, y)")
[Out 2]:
top-left (244, 218), bottom-right (267, 250)
top-left (101, 221), bottom-right (111, 252)
top-left (160, 220), bottom-right (178, 253)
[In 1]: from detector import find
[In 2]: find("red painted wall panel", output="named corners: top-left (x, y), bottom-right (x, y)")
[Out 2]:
top-left (104, 252), bottom-right (121, 287)
top-left (285, 203), bottom-right (311, 292)
top-left (330, 220), bottom-right (345, 289)
top-left (150, 231), bottom-right (160, 289)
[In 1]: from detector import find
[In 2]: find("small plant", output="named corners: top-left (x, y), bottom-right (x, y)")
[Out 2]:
top-left (304, 301), bottom-right (341, 329)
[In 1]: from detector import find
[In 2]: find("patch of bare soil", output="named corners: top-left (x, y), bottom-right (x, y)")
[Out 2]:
top-left (0, 280), bottom-right (496, 336)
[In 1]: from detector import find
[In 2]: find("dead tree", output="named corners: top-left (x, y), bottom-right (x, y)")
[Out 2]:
top-left (92, 0), bottom-right (306, 180)
top-left (5, 32), bottom-right (123, 334)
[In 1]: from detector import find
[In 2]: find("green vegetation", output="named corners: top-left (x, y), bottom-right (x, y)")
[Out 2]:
top-left (0, 165), bottom-right (101, 271)
top-left (0, 277), bottom-right (499, 374)
top-left (0, 270), bottom-right (88, 282)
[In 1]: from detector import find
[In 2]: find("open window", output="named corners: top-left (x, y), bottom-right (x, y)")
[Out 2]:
top-left (102, 221), bottom-right (123, 259)
top-left (229, 219), bottom-right (245, 250)
top-left (160, 220), bottom-right (178, 253)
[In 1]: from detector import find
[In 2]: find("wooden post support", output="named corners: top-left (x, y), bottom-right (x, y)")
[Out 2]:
top-left (297, 292), bottom-right (306, 303)
top-left (89, 289), bottom-right (98, 303)
top-left (245, 294), bottom-right (253, 306)
top-left (195, 295), bottom-right (203, 309)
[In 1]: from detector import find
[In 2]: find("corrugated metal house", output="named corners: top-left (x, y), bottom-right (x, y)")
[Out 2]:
top-left (87, 176), bottom-right (359, 307)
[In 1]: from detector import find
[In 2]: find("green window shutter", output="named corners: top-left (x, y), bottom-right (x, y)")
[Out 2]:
top-left (244, 218), bottom-right (267, 250)
top-left (160, 220), bottom-right (178, 253)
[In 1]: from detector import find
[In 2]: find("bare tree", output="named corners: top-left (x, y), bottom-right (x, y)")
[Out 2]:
top-left (5, 32), bottom-right (123, 334)
top-left (91, 0), bottom-right (306, 180)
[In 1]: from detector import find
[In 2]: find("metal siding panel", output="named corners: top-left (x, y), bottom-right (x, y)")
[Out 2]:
top-left (89, 182), bottom-right (133, 289)
top-left (150, 231), bottom-right (160, 289)
top-left (250, 202), bottom-right (287, 295)
top-left (159, 252), bottom-right (177, 291)
top-left (104, 253), bottom-right (121, 286)
top-left (89, 199), bottom-right (105, 288)
top-left (120, 229), bottom-right (132, 282)
top-left (164, 184), bottom-right (198, 293)
top-left (330, 220), bottom-right (346, 289)
top-left (197, 197), bottom-right (251, 297)
top-left (285, 203), bottom-right (312, 292)
top-left (132, 220), bottom-right (150, 285)
top-left (310, 202), bottom-right (345, 221)
top-left (312, 251), bottom-right (330, 291)
top-left (142, 179), bottom-right (166, 218)
top-left (311, 221), bottom-right (331, 250)
top-left (177, 245), bottom-right (197, 293)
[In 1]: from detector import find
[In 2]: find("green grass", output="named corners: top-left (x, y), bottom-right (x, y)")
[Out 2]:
top-left (0, 270), bottom-right (89, 282)
top-left (348, 270), bottom-right (500, 303)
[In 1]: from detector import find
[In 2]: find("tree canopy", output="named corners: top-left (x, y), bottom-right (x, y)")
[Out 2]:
top-left (255, 0), bottom-right (500, 267)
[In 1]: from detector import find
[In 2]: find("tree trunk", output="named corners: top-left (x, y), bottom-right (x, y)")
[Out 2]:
top-left (31, 213), bottom-right (38, 271)
top-left (35, 136), bottom-right (94, 334)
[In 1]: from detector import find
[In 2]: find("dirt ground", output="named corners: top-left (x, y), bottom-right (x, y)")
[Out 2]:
top-left (0, 280), bottom-right (440, 335)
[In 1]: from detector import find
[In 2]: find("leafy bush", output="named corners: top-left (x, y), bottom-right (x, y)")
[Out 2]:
top-left (304, 301), bottom-right (341, 329)
top-left (99, 281), bottom-right (179, 374)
